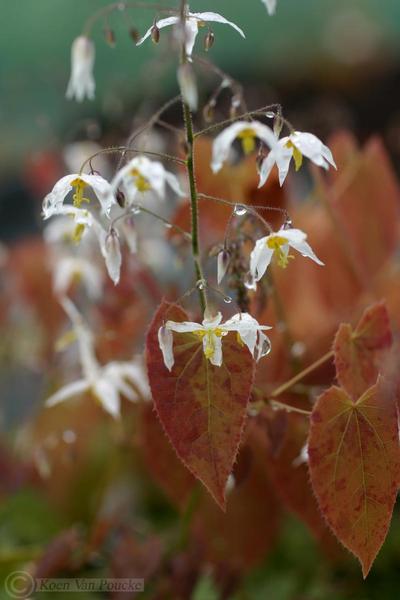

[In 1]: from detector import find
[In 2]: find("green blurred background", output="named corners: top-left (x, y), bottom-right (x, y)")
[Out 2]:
top-left (3, 0), bottom-right (400, 168)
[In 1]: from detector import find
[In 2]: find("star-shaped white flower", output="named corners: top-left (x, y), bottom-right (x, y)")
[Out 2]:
top-left (42, 174), bottom-right (114, 220)
top-left (137, 9), bottom-right (245, 58)
top-left (259, 131), bottom-right (337, 187)
top-left (110, 155), bottom-right (185, 205)
top-left (250, 227), bottom-right (324, 282)
top-left (66, 36), bottom-right (96, 102)
top-left (46, 298), bottom-right (148, 418)
top-left (211, 121), bottom-right (284, 180)
top-left (262, 0), bottom-right (277, 15)
top-left (158, 311), bottom-right (271, 370)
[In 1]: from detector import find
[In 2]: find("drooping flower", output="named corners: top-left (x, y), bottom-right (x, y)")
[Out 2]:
top-left (46, 298), bottom-right (148, 418)
top-left (110, 155), bottom-right (185, 205)
top-left (42, 174), bottom-right (114, 220)
top-left (211, 120), bottom-right (283, 177)
top-left (66, 36), bottom-right (96, 102)
top-left (52, 256), bottom-right (103, 299)
top-left (158, 311), bottom-right (271, 370)
top-left (259, 131), bottom-right (337, 187)
top-left (250, 227), bottom-right (324, 282)
top-left (137, 9), bottom-right (245, 59)
top-left (261, 0), bottom-right (277, 15)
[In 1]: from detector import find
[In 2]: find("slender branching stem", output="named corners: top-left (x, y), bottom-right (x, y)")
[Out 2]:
top-left (111, 205), bottom-right (191, 241)
top-left (79, 146), bottom-right (185, 175)
top-left (270, 350), bottom-right (334, 398)
top-left (83, 2), bottom-right (176, 36)
top-left (194, 103), bottom-right (283, 138)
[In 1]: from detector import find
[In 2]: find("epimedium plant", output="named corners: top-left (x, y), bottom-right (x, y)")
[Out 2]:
top-left (38, 0), bottom-right (400, 581)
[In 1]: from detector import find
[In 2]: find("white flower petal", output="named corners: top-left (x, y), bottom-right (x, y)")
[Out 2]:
top-left (190, 12), bottom-right (245, 39)
top-left (205, 333), bottom-right (223, 367)
top-left (158, 325), bottom-right (175, 371)
top-left (103, 230), bottom-right (122, 285)
top-left (93, 378), bottom-right (120, 418)
top-left (290, 132), bottom-right (336, 170)
top-left (288, 238), bottom-right (324, 266)
top-left (250, 237), bottom-right (274, 281)
top-left (202, 312), bottom-right (223, 329)
top-left (46, 379), bottom-right (89, 407)
top-left (258, 151), bottom-right (276, 188)
top-left (184, 18), bottom-right (200, 58)
top-left (261, 0), bottom-right (277, 15)
top-left (166, 320), bottom-right (204, 333)
top-left (136, 16), bottom-right (180, 46)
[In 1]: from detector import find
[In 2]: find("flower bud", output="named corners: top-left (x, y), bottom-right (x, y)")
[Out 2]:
top-left (204, 30), bottom-right (215, 51)
top-left (116, 189), bottom-right (126, 208)
top-left (177, 63), bottom-right (198, 112)
top-left (129, 27), bottom-right (141, 43)
top-left (151, 21), bottom-right (160, 44)
top-left (104, 27), bottom-right (116, 47)
top-left (104, 229), bottom-right (122, 285)
top-left (217, 248), bottom-right (231, 285)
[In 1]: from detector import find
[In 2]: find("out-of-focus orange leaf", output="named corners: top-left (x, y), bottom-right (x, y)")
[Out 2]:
top-left (139, 404), bottom-right (196, 510)
top-left (261, 409), bottom-right (341, 556)
top-left (146, 301), bottom-right (255, 509)
top-left (308, 379), bottom-right (400, 577)
top-left (192, 426), bottom-right (280, 571)
top-left (334, 302), bottom-right (392, 400)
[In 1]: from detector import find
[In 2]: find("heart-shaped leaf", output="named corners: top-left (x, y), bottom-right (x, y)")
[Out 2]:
top-left (146, 301), bottom-right (255, 509)
top-left (308, 379), bottom-right (400, 577)
top-left (334, 301), bottom-right (392, 399)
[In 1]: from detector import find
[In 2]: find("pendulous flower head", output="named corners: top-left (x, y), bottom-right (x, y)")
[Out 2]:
top-left (261, 0), bottom-right (277, 15)
top-left (259, 131), bottom-right (337, 187)
top-left (66, 36), bottom-right (96, 102)
top-left (250, 227), bottom-right (324, 283)
top-left (137, 9), bottom-right (245, 59)
top-left (42, 174), bottom-right (114, 220)
top-left (158, 311), bottom-right (271, 371)
top-left (110, 155), bottom-right (185, 205)
top-left (211, 120), bottom-right (287, 181)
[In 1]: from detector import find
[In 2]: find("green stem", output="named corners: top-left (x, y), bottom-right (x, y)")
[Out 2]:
top-left (181, 95), bottom-right (207, 312)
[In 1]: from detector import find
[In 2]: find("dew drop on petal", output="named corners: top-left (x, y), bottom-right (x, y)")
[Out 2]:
top-left (234, 204), bottom-right (247, 217)
top-left (258, 337), bottom-right (272, 358)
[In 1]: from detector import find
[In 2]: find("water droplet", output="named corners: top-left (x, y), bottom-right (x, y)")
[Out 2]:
top-left (164, 222), bottom-right (172, 229)
top-left (234, 204), bottom-right (247, 217)
top-left (223, 295), bottom-right (232, 304)
top-left (291, 341), bottom-right (306, 358)
top-left (244, 271), bottom-right (257, 290)
top-left (62, 430), bottom-right (77, 444)
top-left (258, 336), bottom-right (272, 358)
top-left (131, 205), bottom-right (142, 215)
top-left (196, 279), bottom-right (206, 290)
top-left (265, 111), bottom-right (275, 118)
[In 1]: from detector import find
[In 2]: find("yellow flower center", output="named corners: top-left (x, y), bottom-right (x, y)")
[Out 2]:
top-left (72, 223), bottom-right (86, 244)
top-left (71, 178), bottom-right (90, 208)
top-left (267, 235), bottom-right (294, 268)
top-left (193, 327), bottom-right (224, 361)
top-left (131, 168), bottom-right (152, 193)
top-left (237, 128), bottom-right (256, 155)
top-left (285, 140), bottom-right (303, 171)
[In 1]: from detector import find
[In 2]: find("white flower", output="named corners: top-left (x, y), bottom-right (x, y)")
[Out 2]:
top-left (46, 298), bottom-right (148, 418)
top-left (42, 174), bottom-right (114, 220)
top-left (259, 131), bottom-right (337, 187)
top-left (137, 9), bottom-right (245, 59)
top-left (262, 0), bottom-right (277, 15)
top-left (110, 155), bottom-right (185, 205)
top-left (250, 227), bottom-right (324, 282)
top-left (53, 256), bottom-right (103, 299)
top-left (158, 311), bottom-right (271, 371)
top-left (211, 121), bottom-right (283, 177)
top-left (66, 36), bottom-right (96, 102)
